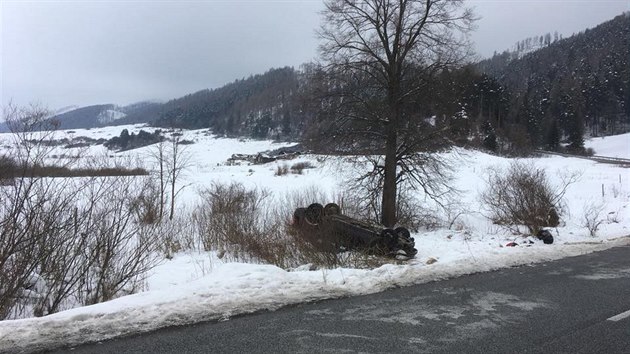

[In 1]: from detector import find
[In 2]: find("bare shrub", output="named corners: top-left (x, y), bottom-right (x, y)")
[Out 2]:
top-left (394, 191), bottom-right (433, 233)
top-left (153, 213), bottom-right (196, 259)
top-left (28, 183), bottom-right (90, 317)
top-left (275, 164), bottom-right (289, 176)
top-left (0, 103), bottom-right (162, 319)
top-left (195, 183), bottom-right (290, 265)
top-left (1, 169), bottom-right (161, 318)
top-left (0, 103), bottom-right (65, 319)
top-left (275, 185), bottom-right (331, 219)
top-left (130, 180), bottom-right (162, 225)
top-left (0, 155), bottom-right (17, 182)
top-left (581, 201), bottom-right (604, 237)
top-left (78, 175), bottom-right (161, 305)
top-left (290, 161), bottom-right (314, 175)
top-left (480, 161), bottom-right (579, 234)
top-left (0, 175), bottom-right (69, 318)
top-left (17, 165), bottom-right (147, 178)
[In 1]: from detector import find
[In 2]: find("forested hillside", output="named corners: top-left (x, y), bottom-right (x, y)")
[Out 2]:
top-left (475, 13), bottom-right (630, 152)
top-left (147, 12), bottom-right (628, 152)
top-left (153, 67), bottom-right (305, 139)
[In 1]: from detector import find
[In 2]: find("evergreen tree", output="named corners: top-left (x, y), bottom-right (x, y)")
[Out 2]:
top-left (545, 119), bottom-right (560, 151)
top-left (482, 121), bottom-right (498, 152)
top-left (119, 129), bottom-right (130, 149)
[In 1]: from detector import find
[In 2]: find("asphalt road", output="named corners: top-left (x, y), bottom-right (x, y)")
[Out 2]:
top-left (55, 245), bottom-right (630, 353)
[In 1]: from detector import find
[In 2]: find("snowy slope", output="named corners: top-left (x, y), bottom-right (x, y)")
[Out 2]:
top-left (586, 133), bottom-right (630, 159)
top-left (51, 105), bottom-right (80, 117)
top-left (0, 128), bottom-right (628, 353)
top-left (96, 109), bottom-right (127, 125)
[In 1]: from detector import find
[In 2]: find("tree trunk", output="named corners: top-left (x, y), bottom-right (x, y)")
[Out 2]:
top-left (381, 72), bottom-right (401, 228)
top-left (169, 142), bottom-right (177, 221)
top-left (381, 125), bottom-right (398, 227)
top-left (159, 149), bottom-right (164, 221)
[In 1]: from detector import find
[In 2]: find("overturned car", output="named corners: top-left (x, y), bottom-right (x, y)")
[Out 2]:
top-left (292, 203), bottom-right (418, 260)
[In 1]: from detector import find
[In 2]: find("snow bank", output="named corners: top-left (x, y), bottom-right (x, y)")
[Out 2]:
top-left (1, 237), bottom-right (628, 353)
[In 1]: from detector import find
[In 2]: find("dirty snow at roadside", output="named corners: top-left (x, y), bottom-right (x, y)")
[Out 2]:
top-left (0, 126), bottom-right (628, 353)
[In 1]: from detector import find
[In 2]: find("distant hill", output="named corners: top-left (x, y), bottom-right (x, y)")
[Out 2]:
top-left (115, 101), bottom-right (165, 126)
top-left (153, 66), bottom-right (306, 140)
top-left (36, 67), bottom-right (308, 140)
top-left (475, 12), bottom-right (630, 149)
top-left (46, 101), bottom-right (162, 130)
top-left (50, 104), bottom-right (120, 129)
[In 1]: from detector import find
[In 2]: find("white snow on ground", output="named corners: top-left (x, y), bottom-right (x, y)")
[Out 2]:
top-left (0, 127), bottom-right (629, 353)
top-left (586, 132), bottom-right (630, 159)
top-left (96, 109), bottom-right (127, 125)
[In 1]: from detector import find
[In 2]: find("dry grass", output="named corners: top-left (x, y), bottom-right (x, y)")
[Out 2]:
top-left (193, 182), bottom-right (396, 269)
top-left (0, 159), bottom-right (148, 179)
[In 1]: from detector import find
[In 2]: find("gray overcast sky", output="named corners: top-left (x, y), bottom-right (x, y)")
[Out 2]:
top-left (1, 0), bottom-right (628, 111)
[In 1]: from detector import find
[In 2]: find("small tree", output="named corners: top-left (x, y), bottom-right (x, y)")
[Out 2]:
top-left (120, 129), bottom-right (130, 147)
top-left (482, 121), bottom-right (498, 152)
top-left (149, 135), bottom-right (191, 221)
top-left (149, 141), bottom-right (169, 221)
top-left (167, 136), bottom-right (190, 220)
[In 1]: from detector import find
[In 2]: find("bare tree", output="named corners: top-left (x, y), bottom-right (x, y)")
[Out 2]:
top-left (167, 135), bottom-right (190, 220)
top-left (147, 134), bottom-right (191, 221)
top-left (316, 0), bottom-right (475, 227)
top-left (148, 141), bottom-right (169, 221)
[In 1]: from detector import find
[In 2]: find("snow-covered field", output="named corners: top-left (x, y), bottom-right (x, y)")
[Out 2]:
top-left (585, 132), bottom-right (630, 159)
top-left (0, 126), bottom-right (628, 353)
